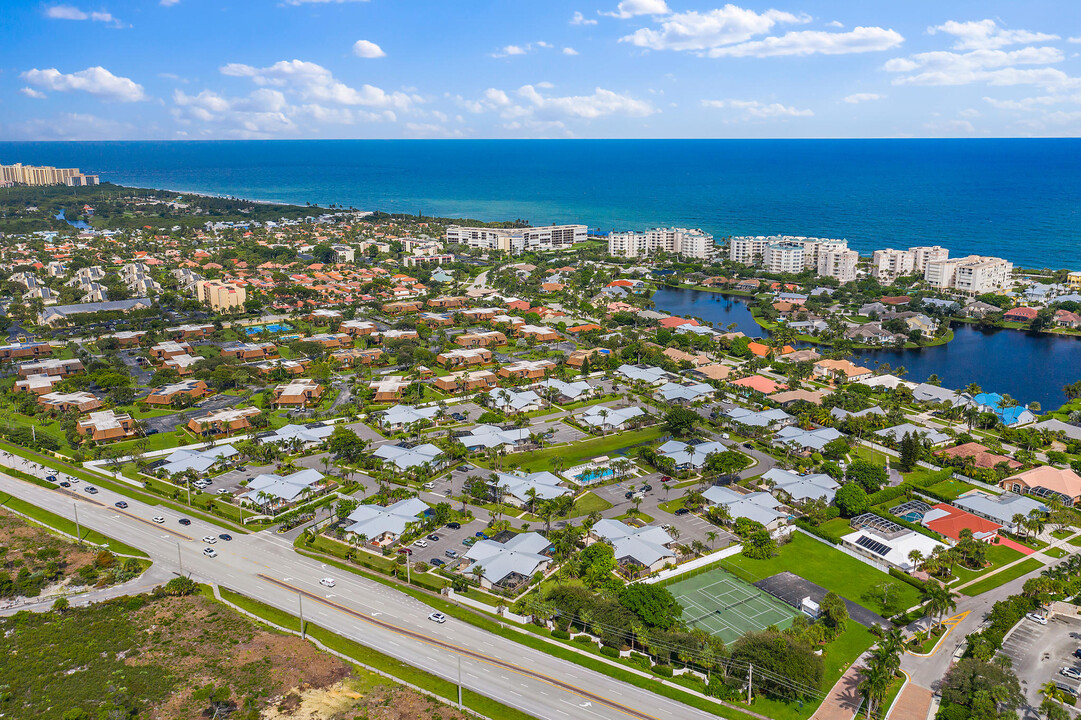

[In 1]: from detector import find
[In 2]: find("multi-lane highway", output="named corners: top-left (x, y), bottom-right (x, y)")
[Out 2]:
top-left (0, 471), bottom-right (727, 720)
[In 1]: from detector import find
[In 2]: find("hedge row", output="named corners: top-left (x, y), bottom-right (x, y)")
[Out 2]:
top-left (889, 566), bottom-right (928, 592)
top-left (794, 518), bottom-right (841, 545)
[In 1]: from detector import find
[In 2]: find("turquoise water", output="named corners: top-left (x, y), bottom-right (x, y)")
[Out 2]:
top-left (3, 139), bottom-right (1079, 269)
top-left (245, 323), bottom-right (293, 335)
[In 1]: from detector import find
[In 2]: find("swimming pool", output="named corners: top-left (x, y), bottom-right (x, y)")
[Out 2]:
top-left (245, 323), bottom-right (293, 334)
top-left (574, 468), bottom-right (616, 483)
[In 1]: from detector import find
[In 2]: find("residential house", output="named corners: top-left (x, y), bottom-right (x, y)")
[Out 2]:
top-left (40, 391), bottom-right (102, 414)
top-left (373, 443), bottom-right (445, 472)
top-left (220, 341), bottom-right (278, 361)
top-left (813, 359), bottom-right (873, 383)
top-left (701, 486), bottom-right (787, 531)
top-left (875, 423), bottom-right (950, 446)
top-left (16, 357), bottom-right (83, 378)
top-left (463, 532), bottom-right (552, 591)
top-left (489, 388), bottom-right (543, 413)
top-left (369, 375), bottom-right (411, 402)
top-left (456, 330), bottom-right (508, 348)
top-left (762, 468), bottom-right (839, 504)
top-left (1001, 466), bottom-right (1081, 504)
top-left (724, 407), bottom-right (795, 429)
top-left (772, 426), bottom-right (845, 453)
top-left (77, 410), bottom-right (136, 442)
top-left (242, 468), bottom-right (325, 509)
top-left (656, 382), bottom-right (715, 405)
top-left (499, 359), bottom-right (557, 381)
top-left (590, 519), bottom-right (676, 574)
top-left (272, 379), bottom-right (324, 407)
top-left (436, 347), bottom-right (492, 368)
top-left (433, 370), bottom-right (498, 394)
top-left (578, 405), bottom-right (644, 432)
top-left (657, 440), bottom-right (726, 470)
top-left (953, 492), bottom-right (1047, 532)
top-left (841, 513), bottom-right (945, 571)
top-left (535, 378), bottom-right (596, 404)
top-left (491, 471), bottom-right (571, 507)
top-left (186, 406), bottom-right (262, 436)
top-left (147, 379), bottom-right (211, 406)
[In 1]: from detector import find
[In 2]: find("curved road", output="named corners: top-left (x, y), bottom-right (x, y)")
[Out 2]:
top-left (0, 472), bottom-right (727, 720)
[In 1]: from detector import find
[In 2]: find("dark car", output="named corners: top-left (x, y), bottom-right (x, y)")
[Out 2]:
top-left (219, 534), bottom-right (232, 541)
top-left (446, 522), bottom-right (461, 529)
top-left (674, 507), bottom-right (691, 516)
top-left (451, 413), bottom-right (466, 422)
top-left (178, 518), bottom-right (192, 526)
top-left (46, 475), bottom-right (58, 482)
top-left (114, 501), bottom-right (128, 509)
top-left (427, 534), bottom-right (440, 541)
top-left (1074, 648), bottom-right (1081, 660)
top-left (475, 531), bottom-right (488, 539)
top-left (743, 442), bottom-right (753, 449)
top-left (59, 481), bottom-right (71, 488)
top-left (625, 491), bottom-right (634, 499)
top-left (430, 558), bottom-right (446, 567)
top-left (641, 484), bottom-right (653, 492)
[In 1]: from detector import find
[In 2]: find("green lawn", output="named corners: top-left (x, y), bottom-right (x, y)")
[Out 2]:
top-left (724, 533), bottom-right (922, 616)
top-left (499, 426), bottom-right (666, 473)
top-left (658, 497), bottom-right (687, 513)
top-left (566, 491), bottom-right (613, 517)
top-left (1045, 547), bottom-right (1068, 559)
top-left (0, 491), bottom-right (148, 556)
top-left (948, 542), bottom-right (1025, 585)
top-left (926, 479), bottom-right (981, 500)
top-left (960, 557), bottom-right (1044, 596)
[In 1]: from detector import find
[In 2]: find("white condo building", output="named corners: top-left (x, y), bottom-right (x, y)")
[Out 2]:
top-left (817, 248), bottom-right (859, 283)
top-left (607, 227), bottom-right (715, 260)
top-left (871, 246), bottom-right (948, 282)
top-left (924, 255), bottom-right (1013, 294)
top-left (446, 225), bottom-right (587, 254)
top-left (729, 236), bottom-right (849, 275)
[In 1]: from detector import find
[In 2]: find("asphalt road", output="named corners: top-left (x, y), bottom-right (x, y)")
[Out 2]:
top-left (0, 471), bottom-right (725, 720)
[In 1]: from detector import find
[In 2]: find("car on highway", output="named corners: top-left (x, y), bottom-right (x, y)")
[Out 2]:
top-left (178, 518), bottom-right (192, 526)
top-left (674, 507), bottom-right (691, 516)
top-left (68, 477), bottom-right (79, 484)
top-left (46, 475), bottom-right (57, 482)
top-left (722, 433), bottom-right (731, 440)
top-left (430, 558), bottom-right (445, 567)
top-left (219, 534), bottom-right (232, 541)
top-left (152, 516), bottom-right (165, 524)
top-left (445, 549), bottom-right (459, 559)
top-left (1027, 612), bottom-right (1048, 625)
top-left (114, 501), bottom-right (128, 509)
top-left (413, 539), bottom-right (429, 548)
top-left (84, 486), bottom-right (98, 494)
top-left (427, 534), bottom-right (440, 541)
top-left (202, 548), bottom-right (218, 558)
top-left (446, 522), bottom-right (461, 529)
top-left (59, 481), bottom-right (71, 487)
top-left (202, 536), bottom-right (217, 544)
top-left (319, 578), bottom-right (336, 588)
top-left (428, 612), bottom-right (446, 624)
top-left (1061, 667), bottom-right (1081, 681)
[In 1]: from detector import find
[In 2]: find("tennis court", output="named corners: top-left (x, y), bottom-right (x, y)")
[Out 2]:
top-left (667, 567), bottom-right (799, 645)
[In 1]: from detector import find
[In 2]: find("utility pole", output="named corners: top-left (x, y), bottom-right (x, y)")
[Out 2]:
top-left (73, 502), bottom-right (81, 542)
top-left (747, 664), bottom-right (753, 704)
top-left (299, 592), bottom-right (306, 639)
top-left (176, 542), bottom-right (183, 574)
top-left (457, 654), bottom-right (463, 710)
top-left (406, 558), bottom-right (411, 586)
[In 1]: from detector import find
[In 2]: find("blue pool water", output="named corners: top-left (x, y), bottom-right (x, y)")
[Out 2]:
top-left (245, 323), bottom-right (293, 334)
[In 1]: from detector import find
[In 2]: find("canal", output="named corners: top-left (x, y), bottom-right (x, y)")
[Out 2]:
top-left (651, 285), bottom-right (1081, 410)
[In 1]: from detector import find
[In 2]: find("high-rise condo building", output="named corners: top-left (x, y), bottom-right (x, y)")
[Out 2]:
top-left (0, 163), bottom-right (99, 187)
top-left (924, 255), bottom-right (1013, 294)
top-left (607, 227), bottom-right (715, 259)
top-left (445, 225), bottom-right (587, 254)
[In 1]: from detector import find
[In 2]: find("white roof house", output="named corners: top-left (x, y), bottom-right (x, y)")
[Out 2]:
top-left (578, 405), bottom-right (644, 432)
top-left (702, 486), bottom-right (787, 529)
top-left (875, 423), bottom-right (950, 446)
top-left (725, 407), bottom-right (795, 428)
top-left (762, 468), bottom-right (839, 504)
top-left (242, 468), bottom-right (324, 505)
top-left (591, 519), bottom-right (676, 573)
top-left (954, 492), bottom-right (1047, 531)
top-left (373, 443), bottom-right (445, 471)
top-left (536, 378), bottom-right (595, 402)
top-left (159, 444), bottom-right (238, 475)
top-left (617, 364), bottom-right (672, 385)
top-left (656, 382), bottom-right (715, 404)
top-left (492, 471), bottom-right (571, 506)
top-left (381, 404), bottom-right (440, 429)
top-left (489, 388), bottom-right (543, 413)
top-left (657, 440), bottom-right (726, 469)
top-left (464, 532), bottom-right (552, 589)
top-left (264, 423), bottom-right (335, 446)
top-left (841, 515), bottom-right (946, 572)
top-left (829, 406), bottom-right (886, 421)
top-left (345, 498), bottom-right (431, 543)
top-left (773, 426), bottom-right (845, 452)
top-left (459, 424), bottom-right (531, 451)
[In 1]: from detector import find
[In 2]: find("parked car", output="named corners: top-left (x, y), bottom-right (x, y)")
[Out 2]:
top-left (430, 558), bottom-right (445, 567)
top-left (1061, 667), bottom-right (1081, 681)
top-left (445, 549), bottom-right (458, 559)
top-left (462, 537), bottom-right (476, 547)
top-left (427, 534), bottom-right (440, 541)
top-left (397, 547), bottom-right (413, 555)
top-left (217, 489), bottom-right (231, 495)
top-left (1057, 683), bottom-right (1078, 697)
top-left (178, 518), bottom-right (192, 526)
top-left (674, 507), bottom-right (691, 516)
top-left (114, 501), bottom-right (128, 509)
top-left (319, 578), bottom-right (336, 588)
top-left (641, 484), bottom-right (653, 492)
top-left (446, 522), bottom-right (461, 529)
top-left (218, 534), bottom-right (232, 541)
top-left (1074, 648), bottom-right (1081, 660)
top-left (202, 548), bottom-right (217, 558)
top-left (722, 433), bottom-right (730, 440)
top-left (624, 491), bottom-right (634, 499)
top-left (422, 482), bottom-right (435, 490)
top-left (202, 536), bottom-right (217, 544)
top-left (474, 531), bottom-right (488, 539)
top-left (152, 516), bottom-right (165, 524)
top-left (428, 612), bottom-right (447, 623)
top-left (1027, 612), bottom-right (1048, 625)
top-left (414, 539), bottom-right (429, 548)
top-left (660, 476), bottom-right (671, 483)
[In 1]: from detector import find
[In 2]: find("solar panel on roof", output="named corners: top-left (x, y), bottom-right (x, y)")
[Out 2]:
top-left (855, 535), bottom-right (891, 557)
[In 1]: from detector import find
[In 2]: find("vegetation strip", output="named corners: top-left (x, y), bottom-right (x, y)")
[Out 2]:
top-left (0, 490), bottom-right (148, 556)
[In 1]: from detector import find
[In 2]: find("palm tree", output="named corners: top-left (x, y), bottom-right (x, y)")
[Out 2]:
top-left (706, 530), bottom-right (718, 550)
top-left (857, 657), bottom-right (892, 720)
top-left (923, 582), bottom-right (958, 632)
top-left (907, 549), bottom-right (924, 573)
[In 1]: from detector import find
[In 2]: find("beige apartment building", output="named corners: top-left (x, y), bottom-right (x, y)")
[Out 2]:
top-left (195, 280), bottom-right (247, 311)
top-left (924, 255), bottom-right (1013, 295)
top-left (1, 163), bottom-right (99, 186)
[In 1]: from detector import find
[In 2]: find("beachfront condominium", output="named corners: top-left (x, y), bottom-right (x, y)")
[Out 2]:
top-left (924, 255), bottom-right (1013, 294)
top-left (195, 279), bottom-right (247, 311)
top-left (607, 227), bottom-right (715, 260)
top-left (445, 224), bottom-right (587, 254)
top-left (817, 248), bottom-right (859, 283)
top-left (871, 246), bottom-right (948, 282)
top-left (729, 236), bottom-right (849, 275)
top-left (0, 162), bottom-right (99, 187)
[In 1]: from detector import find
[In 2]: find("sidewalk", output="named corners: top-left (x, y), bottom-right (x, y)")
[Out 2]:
top-left (889, 684), bottom-right (933, 720)
top-left (812, 656), bottom-right (866, 720)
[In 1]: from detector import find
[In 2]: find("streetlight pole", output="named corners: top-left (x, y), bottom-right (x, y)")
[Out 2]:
top-left (73, 502), bottom-right (81, 542)
top-left (457, 654), bottom-right (463, 710)
top-left (299, 592), bottom-right (306, 639)
top-left (176, 542), bottom-right (183, 574)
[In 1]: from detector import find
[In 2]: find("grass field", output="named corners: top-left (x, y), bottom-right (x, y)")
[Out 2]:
top-left (499, 426), bottom-right (666, 473)
top-left (723, 533), bottom-right (922, 616)
top-left (668, 567), bottom-right (798, 645)
top-left (926, 478), bottom-right (981, 500)
top-left (960, 557), bottom-right (1044, 596)
top-left (948, 542), bottom-right (1025, 585)
top-left (566, 490), bottom-right (613, 517)
top-left (0, 491), bottom-right (148, 556)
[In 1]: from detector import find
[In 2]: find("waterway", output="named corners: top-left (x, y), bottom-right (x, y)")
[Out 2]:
top-left (651, 286), bottom-right (1081, 410)
top-left (54, 208), bottom-right (91, 230)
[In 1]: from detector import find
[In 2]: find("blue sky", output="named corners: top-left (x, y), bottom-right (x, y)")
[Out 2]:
top-left (1, 0), bottom-right (1079, 139)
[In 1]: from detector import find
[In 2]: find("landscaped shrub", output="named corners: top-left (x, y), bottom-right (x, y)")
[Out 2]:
top-left (794, 519), bottom-right (840, 544)
top-left (551, 629), bottom-right (570, 640)
top-left (889, 567), bottom-right (928, 592)
top-left (652, 664), bottom-right (674, 677)
top-left (573, 634), bottom-right (594, 645)
top-left (599, 645), bottom-right (620, 658)
top-left (629, 651), bottom-right (651, 669)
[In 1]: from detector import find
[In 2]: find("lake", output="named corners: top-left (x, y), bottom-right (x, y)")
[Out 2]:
top-left (651, 286), bottom-right (1081, 410)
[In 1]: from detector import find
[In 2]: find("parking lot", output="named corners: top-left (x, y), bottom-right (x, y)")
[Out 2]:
top-left (403, 510), bottom-right (487, 569)
top-left (209, 462), bottom-right (277, 496)
top-left (1002, 612), bottom-right (1081, 713)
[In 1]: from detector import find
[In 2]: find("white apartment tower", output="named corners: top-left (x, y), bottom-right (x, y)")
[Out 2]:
top-left (817, 248), bottom-right (859, 283)
top-left (446, 225), bottom-right (587, 254)
top-left (872, 245), bottom-right (949, 281)
top-left (730, 235), bottom-right (850, 276)
top-left (924, 255), bottom-right (1013, 294)
top-left (607, 227), bottom-right (715, 259)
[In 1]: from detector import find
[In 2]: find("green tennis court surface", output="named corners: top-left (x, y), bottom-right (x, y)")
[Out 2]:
top-left (667, 567), bottom-right (799, 645)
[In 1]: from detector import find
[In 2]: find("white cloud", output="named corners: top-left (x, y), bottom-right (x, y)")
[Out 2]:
top-left (492, 42), bottom-right (559, 58)
top-left (827, 20), bottom-right (843, 28)
top-left (922, 119), bottom-right (976, 135)
top-left (983, 94), bottom-right (1080, 111)
top-left (160, 0), bottom-right (180, 5)
top-left (958, 108), bottom-right (981, 118)
top-left (219, 59), bottom-right (415, 110)
top-left (20, 87), bottom-right (47, 99)
top-left (843, 92), bottom-right (884, 103)
top-left (44, 4), bottom-right (124, 26)
top-left (885, 46), bottom-right (1078, 89)
top-left (702, 98), bottom-right (812, 118)
top-left (563, 47), bottom-right (579, 55)
top-left (570, 11), bottom-right (597, 25)
top-left (2, 112), bottom-right (136, 141)
top-left (21, 66), bottom-right (147, 102)
top-left (704, 26), bottom-right (903, 58)
top-left (352, 40), bottom-right (386, 58)
top-left (621, 6), bottom-right (805, 52)
top-left (460, 85), bottom-right (654, 123)
top-left (1070, 37), bottom-right (1081, 44)
top-left (603, 0), bottom-right (670, 19)
top-left (929, 19), bottom-right (1058, 51)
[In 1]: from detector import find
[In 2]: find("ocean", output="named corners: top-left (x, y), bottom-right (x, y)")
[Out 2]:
top-left (2, 139), bottom-right (1079, 269)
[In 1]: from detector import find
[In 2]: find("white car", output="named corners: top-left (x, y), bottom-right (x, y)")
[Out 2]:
top-left (1061, 667), bottom-right (1081, 681)
top-left (319, 577), bottom-right (336, 588)
top-left (202, 548), bottom-right (218, 558)
top-left (152, 516), bottom-right (165, 524)
top-left (427, 612), bottom-right (446, 624)
top-left (217, 489), bottom-right (231, 495)
top-left (413, 539), bottom-right (429, 548)
top-left (1027, 612), bottom-right (1048, 625)
top-left (202, 536), bottom-right (217, 544)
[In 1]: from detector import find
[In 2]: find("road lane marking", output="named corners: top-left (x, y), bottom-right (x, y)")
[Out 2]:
top-left (258, 573), bottom-right (663, 720)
